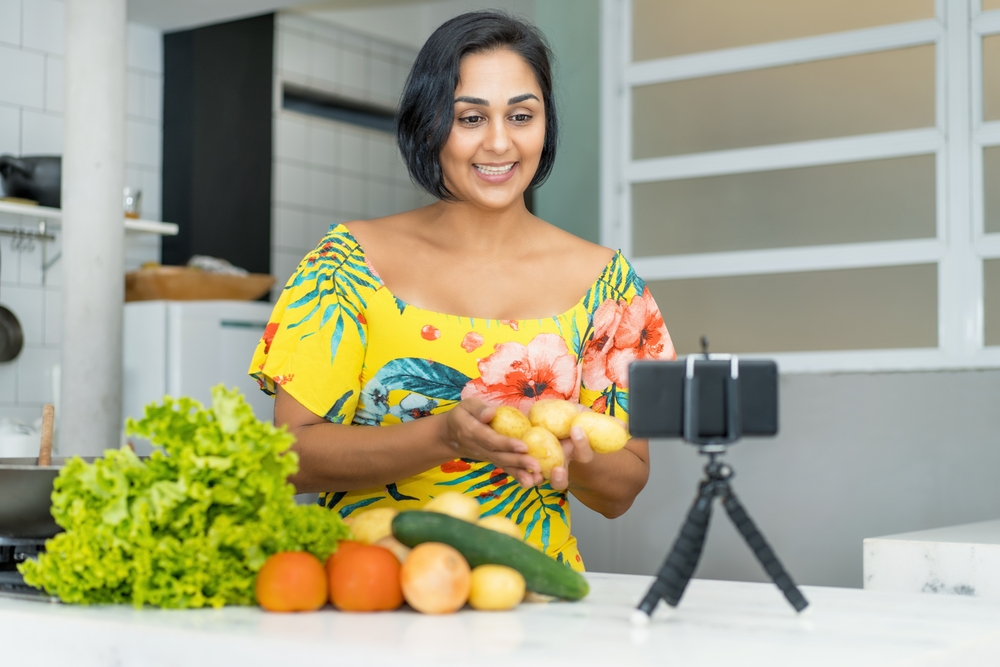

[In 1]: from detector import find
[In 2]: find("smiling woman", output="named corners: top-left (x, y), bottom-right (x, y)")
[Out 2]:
top-left (249, 11), bottom-right (676, 570)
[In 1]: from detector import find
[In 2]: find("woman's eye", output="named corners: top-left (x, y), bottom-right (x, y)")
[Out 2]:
top-left (510, 114), bottom-right (533, 124)
top-left (459, 115), bottom-right (485, 126)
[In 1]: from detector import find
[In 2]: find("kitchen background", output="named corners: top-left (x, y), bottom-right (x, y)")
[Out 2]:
top-left (2, 0), bottom-right (1000, 593)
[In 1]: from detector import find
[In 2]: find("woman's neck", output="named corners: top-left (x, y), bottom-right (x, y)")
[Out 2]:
top-left (421, 196), bottom-right (542, 257)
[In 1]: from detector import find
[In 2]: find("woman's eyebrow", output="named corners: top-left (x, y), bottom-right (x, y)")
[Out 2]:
top-left (453, 93), bottom-right (540, 106)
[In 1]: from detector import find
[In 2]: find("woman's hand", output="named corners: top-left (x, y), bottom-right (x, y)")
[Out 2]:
top-left (548, 409), bottom-right (628, 492)
top-left (439, 398), bottom-right (544, 488)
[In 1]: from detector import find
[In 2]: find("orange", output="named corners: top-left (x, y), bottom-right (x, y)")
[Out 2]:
top-left (400, 542), bottom-right (471, 614)
top-left (328, 544), bottom-right (403, 612)
top-left (326, 540), bottom-right (365, 576)
top-left (255, 551), bottom-right (328, 612)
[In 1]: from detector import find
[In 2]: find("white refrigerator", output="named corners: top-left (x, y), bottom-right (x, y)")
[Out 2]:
top-left (123, 300), bottom-right (275, 450)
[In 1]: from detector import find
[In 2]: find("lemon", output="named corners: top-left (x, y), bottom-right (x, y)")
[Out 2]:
top-left (424, 491), bottom-right (480, 522)
top-left (350, 507), bottom-right (398, 544)
top-left (468, 564), bottom-right (525, 611)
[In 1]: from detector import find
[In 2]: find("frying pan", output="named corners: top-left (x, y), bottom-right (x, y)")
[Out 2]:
top-left (0, 240), bottom-right (23, 362)
top-left (0, 457), bottom-right (72, 538)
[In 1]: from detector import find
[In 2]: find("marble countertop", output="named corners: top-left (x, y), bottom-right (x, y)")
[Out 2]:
top-left (865, 519), bottom-right (1000, 599)
top-left (4, 572), bottom-right (1000, 666)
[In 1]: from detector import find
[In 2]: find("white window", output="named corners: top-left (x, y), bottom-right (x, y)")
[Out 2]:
top-left (601, 0), bottom-right (1000, 372)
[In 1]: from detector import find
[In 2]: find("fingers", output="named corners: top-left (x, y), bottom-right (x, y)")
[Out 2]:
top-left (450, 405), bottom-right (527, 454)
top-left (549, 466), bottom-right (569, 491)
top-left (461, 397), bottom-right (495, 424)
top-left (569, 425), bottom-right (594, 464)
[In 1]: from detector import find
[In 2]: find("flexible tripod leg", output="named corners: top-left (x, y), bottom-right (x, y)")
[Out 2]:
top-left (721, 489), bottom-right (809, 612)
top-left (636, 479), bottom-right (716, 616)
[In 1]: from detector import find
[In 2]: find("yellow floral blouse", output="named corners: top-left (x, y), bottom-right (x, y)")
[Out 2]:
top-left (250, 224), bottom-right (675, 571)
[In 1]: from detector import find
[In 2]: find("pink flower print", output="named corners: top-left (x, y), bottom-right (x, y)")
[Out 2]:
top-left (582, 298), bottom-right (624, 391)
top-left (421, 324), bottom-right (440, 341)
top-left (499, 319), bottom-right (519, 331)
top-left (461, 333), bottom-right (580, 413)
top-left (461, 331), bottom-right (484, 353)
top-left (605, 287), bottom-right (675, 387)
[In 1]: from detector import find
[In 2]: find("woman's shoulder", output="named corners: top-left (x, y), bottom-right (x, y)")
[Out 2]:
top-left (536, 222), bottom-right (624, 289)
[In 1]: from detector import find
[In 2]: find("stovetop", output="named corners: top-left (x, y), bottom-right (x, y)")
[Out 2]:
top-left (0, 536), bottom-right (57, 602)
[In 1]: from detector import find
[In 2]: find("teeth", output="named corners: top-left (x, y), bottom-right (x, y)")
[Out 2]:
top-left (475, 163), bottom-right (514, 175)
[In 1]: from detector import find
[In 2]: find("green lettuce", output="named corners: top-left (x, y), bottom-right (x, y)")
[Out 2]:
top-left (18, 386), bottom-right (349, 608)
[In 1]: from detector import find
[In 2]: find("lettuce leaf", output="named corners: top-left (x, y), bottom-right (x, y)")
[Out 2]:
top-left (18, 386), bottom-right (349, 608)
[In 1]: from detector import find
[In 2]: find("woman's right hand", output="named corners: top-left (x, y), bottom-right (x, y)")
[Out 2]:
top-left (439, 398), bottom-right (543, 488)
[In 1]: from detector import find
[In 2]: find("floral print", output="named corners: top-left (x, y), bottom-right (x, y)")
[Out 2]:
top-left (250, 224), bottom-right (675, 571)
top-left (461, 333), bottom-right (580, 413)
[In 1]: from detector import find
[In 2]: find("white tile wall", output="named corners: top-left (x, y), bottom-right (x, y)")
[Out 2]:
top-left (0, 0), bottom-right (21, 48)
top-left (0, 0), bottom-right (164, 421)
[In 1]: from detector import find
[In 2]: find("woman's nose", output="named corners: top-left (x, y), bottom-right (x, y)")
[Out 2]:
top-left (482, 118), bottom-right (512, 154)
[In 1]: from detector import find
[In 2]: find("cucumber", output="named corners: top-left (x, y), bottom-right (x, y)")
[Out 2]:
top-left (391, 511), bottom-right (589, 601)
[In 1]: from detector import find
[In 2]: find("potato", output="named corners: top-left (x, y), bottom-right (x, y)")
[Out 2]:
top-left (350, 507), bottom-right (398, 544)
top-left (424, 491), bottom-right (481, 522)
top-left (521, 426), bottom-right (565, 479)
top-left (572, 411), bottom-right (630, 454)
top-left (489, 405), bottom-right (531, 439)
top-left (468, 564), bottom-right (525, 611)
top-left (375, 535), bottom-right (412, 564)
top-left (528, 399), bottom-right (579, 439)
top-left (477, 515), bottom-right (523, 540)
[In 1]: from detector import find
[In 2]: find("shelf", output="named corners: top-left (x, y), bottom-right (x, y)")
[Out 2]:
top-left (0, 200), bottom-right (179, 236)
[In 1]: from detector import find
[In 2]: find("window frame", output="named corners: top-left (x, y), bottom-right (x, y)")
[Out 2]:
top-left (601, 0), bottom-right (1000, 373)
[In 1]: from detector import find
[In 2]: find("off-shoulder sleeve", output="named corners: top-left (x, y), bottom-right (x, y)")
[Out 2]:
top-left (249, 228), bottom-right (380, 424)
top-left (578, 252), bottom-right (676, 425)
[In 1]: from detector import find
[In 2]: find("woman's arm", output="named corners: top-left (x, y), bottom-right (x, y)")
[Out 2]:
top-left (275, 389), bottom-right (544, 493)
top-left (559, 436), bottom-right (650, 519)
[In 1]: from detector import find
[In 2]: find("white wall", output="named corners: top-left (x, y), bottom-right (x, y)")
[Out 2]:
top-left (297, 0), bottom-right (535, 51)
top-left (0, 0), bottom-right (162, 423)
top-left (270, 12), bottom-right (431, 294)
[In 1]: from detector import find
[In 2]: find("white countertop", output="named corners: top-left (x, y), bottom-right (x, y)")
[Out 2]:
top-left (4, 573), bottom-right (1000, 667)
top-left (865, 519), bottom-right (1000, 599)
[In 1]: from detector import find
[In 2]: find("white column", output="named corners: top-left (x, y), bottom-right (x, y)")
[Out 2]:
top-left (60, 0), bottom-right (127, 455)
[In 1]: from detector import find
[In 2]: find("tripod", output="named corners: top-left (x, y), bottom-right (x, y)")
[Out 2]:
top-left (636, 450), bottom-right (808, 616)
top-left (634, 349), bottom-right (808, 618)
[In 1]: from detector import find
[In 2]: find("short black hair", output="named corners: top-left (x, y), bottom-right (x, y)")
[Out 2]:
top-left (396, 11), bottom-right (557, 202)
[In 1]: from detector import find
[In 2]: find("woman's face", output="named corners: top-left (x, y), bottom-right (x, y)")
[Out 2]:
top-left (440, 48), bottom-right (546, 211)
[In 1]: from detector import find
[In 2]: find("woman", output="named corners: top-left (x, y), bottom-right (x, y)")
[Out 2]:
top-left (251, 11), bottom-right (675, 570)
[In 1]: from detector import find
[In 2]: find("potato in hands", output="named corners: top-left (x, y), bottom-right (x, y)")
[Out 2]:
top-left (528, 399), bottom-right (579, 439)
top-left (521, 426), bottom-right (565, 479)
top-left (571, 411), bottom-right (630, 453)
top-left (489, 405), bottom-right (532, 439)
top-left (486, 401), bottom-right (631, 481)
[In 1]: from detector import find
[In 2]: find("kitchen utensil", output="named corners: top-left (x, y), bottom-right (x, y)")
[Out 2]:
top-left (0, 458), bottom-right (67, 538)
top-left (0, 241), bottom-right (23, 362)
top-left (0, 156), bottom-right (61, 208)
top-left (37, 405), bottom-right (53, 467)
top-left (125, 265), bottom-right (275, 302)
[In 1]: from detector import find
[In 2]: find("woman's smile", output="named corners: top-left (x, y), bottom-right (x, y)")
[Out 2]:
top-left (473, 162), bottom-right (519, 183)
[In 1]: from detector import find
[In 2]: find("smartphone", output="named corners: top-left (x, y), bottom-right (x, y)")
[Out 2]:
top-left (628, 359), bottom-right (778, 440)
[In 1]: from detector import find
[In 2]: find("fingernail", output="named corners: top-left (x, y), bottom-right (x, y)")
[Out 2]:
top-left (571, 425), bottom-right (584, 440)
